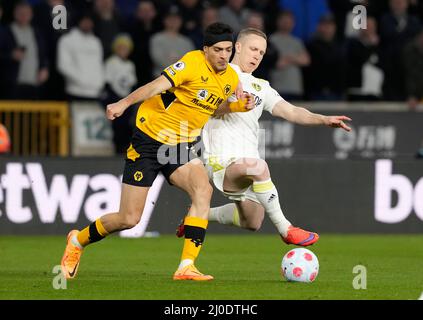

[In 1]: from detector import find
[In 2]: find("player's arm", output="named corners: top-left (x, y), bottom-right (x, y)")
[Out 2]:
top-left (272, 100), bottom-right (352, 132)
top-left (106, 75), bottom-right (172, 120)
top-left (213, 94), bottom-right (254, 116)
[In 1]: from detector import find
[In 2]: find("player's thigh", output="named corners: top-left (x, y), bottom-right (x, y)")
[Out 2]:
top-left (169, 159), bottom-right (212, 198)
top-left (235, 199), bottom-right (265, 226)
top-left (118, 183), bottom-right (150, 219)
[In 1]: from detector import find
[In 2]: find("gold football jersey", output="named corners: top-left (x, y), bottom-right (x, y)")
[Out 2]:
top-left (135, 50), bottom-right (239, 145)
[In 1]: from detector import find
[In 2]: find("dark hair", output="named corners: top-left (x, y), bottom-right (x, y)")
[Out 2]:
top-left (204, 22), bottom-right (233, 37)
top-left (203, 22), bottom-right (234, 47)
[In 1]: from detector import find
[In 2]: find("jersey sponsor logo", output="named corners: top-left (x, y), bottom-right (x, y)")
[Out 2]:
top-left (134, 171), bottom-right (143, 182)
top-left (197, 89), bottom-right (208, 101)
top-left (251, 83), bottom-right (262, 92)
top-left (173, 61), bottom-right (185, 71)
top-left (224, 84), bottom-right (231, 96)
top-left (165, 67), bottom-right (176, 76)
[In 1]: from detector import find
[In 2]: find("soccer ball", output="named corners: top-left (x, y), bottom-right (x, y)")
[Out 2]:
top-left (281, 248), bottom-right (319, 283)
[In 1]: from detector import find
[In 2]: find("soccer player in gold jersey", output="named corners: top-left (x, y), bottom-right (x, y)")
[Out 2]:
top-left (60, 23), bottom-right (253, 281)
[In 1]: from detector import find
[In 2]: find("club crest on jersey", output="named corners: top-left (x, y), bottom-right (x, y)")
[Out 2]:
top-left (224, 84), bottom-right (231, 96)
top-left (201, 76), bottom-right (209, 83)
top-left (251, 83), bottom-right (262, 92)
top-left (173, 61), bottom-right (185, 71)
top-left (197, 89), bottom-right (208, 100)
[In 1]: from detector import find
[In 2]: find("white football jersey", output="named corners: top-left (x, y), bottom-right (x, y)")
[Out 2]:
top-left (203, 63), bottom-right (284, 160)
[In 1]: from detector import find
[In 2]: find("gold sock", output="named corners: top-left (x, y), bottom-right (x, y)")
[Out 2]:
top-left (181, 216), bottom-right (208, 262)
top-left (77, 219), bottom-right (109, 247)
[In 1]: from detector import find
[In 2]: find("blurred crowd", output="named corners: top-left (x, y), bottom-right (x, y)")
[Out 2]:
top-left (0, 0), bottom-right (423, 107)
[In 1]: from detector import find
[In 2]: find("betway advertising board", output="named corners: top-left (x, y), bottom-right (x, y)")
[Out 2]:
top-left (0, 158), bottom-right (422, 235)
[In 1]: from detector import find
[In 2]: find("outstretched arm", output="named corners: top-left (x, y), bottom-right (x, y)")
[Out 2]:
top-left (272, 100), bottom-right (352, 132)
top-left (106, 75), bottom-right (172, 120)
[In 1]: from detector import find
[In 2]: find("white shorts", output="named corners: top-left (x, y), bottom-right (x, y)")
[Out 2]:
top-left (205, 156), bottom-right (260, 204)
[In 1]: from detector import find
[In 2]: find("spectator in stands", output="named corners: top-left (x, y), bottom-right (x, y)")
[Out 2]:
top-left (33, 0), bottom-right (71, 100)
top-left (269, 10), bottom-right (310, 100)
top-left (178, 0), bottom-right (203, 39)
top-left (149, 5), bottom-right (194, 78)
top-left (346, 16), bottom-right (383, 101)
top-left (2, 1), bottom-right (49, 99)
top-left (278, 0), bottom-right (330, 41)
top-left (248, 0), bottom-right (280, 34)
top-left (189, 5), bottom-right (219, 49)
top-left (104, 34), bottom-right (137, 154)
top-left (403, 28), bottom-right (423, 110)
top-left (305, 14), bottom-right (347, 101)
top-left (218, 0), bottom-right (251, 34)
top-left (244, 11), bottom-right (278, 80)
top-left (57, 12), bottom-right (105, 101)
top-left (93, 0), bottom-right (122, 59)
top-left (379, 0), bottom-right (421, 101)
top-left (0, 1), bottom-right (8, 98)
top-left (129, 0), bottom-right (161, 86)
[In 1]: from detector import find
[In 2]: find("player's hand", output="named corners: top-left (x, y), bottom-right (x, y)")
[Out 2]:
top-left (106, 100), bottom-right (128, 120)
top-left (325, 115), bottom-right (352, 132)
top-left (242, 92), bottom-right (255, 110)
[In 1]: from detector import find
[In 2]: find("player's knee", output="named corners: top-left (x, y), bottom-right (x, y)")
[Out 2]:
top-left (248, 159), bottom-right (270, 181)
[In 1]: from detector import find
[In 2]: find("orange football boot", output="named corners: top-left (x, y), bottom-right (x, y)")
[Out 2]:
top-left (282, 226), bottom-right (319, 247)
top-left (60, 230), bottom-right (83, 279)
top-left (173, 264), bottom-right (214, 281)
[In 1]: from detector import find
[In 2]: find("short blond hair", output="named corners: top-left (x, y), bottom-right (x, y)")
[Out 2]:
top-left (237, 28), bottom-right (267, 42)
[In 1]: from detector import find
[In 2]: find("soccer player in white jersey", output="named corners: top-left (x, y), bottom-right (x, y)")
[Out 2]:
top-left (177, 27), bottom-right (352, 246)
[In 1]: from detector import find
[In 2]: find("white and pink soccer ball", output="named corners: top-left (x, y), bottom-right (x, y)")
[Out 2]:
top-left (281, 248), bottom-right (319, 283)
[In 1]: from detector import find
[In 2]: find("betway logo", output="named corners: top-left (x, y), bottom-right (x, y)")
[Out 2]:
top-left (0, 163), bottom-right (121, 223)
top-left (375, 160), bottom-right (423, 223)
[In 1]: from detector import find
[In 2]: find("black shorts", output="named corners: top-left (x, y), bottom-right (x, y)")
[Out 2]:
top-left (122, 129), bottom-right (199, 187)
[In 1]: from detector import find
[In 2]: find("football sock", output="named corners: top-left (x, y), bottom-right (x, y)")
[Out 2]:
top-left (252, 179), bottom-right (291, 237)
top-left (179, 216), bottom-right (208, 270)
top-left (76, 219), bottom-right (109, 247)
top-left (209, 203), bottom-right (240, 227)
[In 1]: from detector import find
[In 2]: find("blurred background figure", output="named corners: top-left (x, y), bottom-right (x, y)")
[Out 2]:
top-left (33, 0), bottom-right (71, 100)
top-left (92, 0), bottom-right (122, 59)
top-left (346, 16), bottom-right (383, 101)
top-left (129, 0), bottom-right (160, 86)
top-left (243, 10), bottom-right (278, 80)
top-left (188, 5), bottom-right (219, 49)
top-left (57, 12), bottom-right (105, 101)
top-left (278, 0), bottom-right (330, 42)
top-left (104, 34), bottom-right (137, 154)
top-left (269, 10), bottom-right (310, 101)
top-left (0, 0), bottom-right (49, 100)
top-left (178, 0), bottom-right (203, 40)
top-left (305, 14), bottom-right (347, 101)
top-left (149, 5), bottom-right (194, 78)
top-left (379, 0), bottom-right (421, 101)
top-left (218, 0), bottom-right (251, 34)
top-left (403, 28), bottom-right (423, 111)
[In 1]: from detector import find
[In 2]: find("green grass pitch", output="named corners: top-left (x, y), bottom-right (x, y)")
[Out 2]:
top-left (0, 234), bottom-right (422, 300)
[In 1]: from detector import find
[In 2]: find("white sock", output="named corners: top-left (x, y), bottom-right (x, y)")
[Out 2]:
top-left (71, 235), bottom-right (83, 249)
top-left (252, 179), bottom-right (291, 237)
top-left (209, 203), bottom-right (240, 227)
top-left (178, 259), bottom-right (194, 270)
